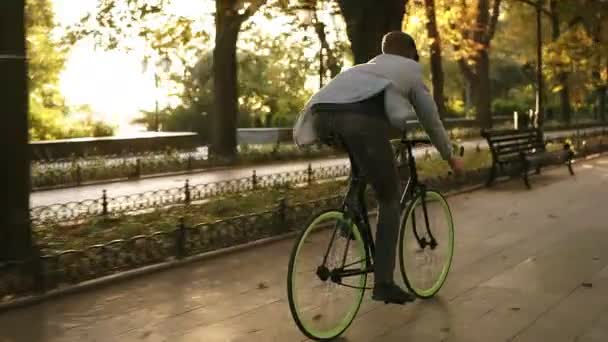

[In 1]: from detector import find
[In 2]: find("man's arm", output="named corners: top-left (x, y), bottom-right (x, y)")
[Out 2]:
top-left (408, 79), bottom-right (453, 160)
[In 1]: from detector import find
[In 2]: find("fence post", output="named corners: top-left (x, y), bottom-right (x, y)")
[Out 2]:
top-left (307, 163), bottom-right (313, 185)
top-left (102, 190), bottom-right (108, 216)
top-left (187, 154), bottom-right (193, 171)
top-left (252, 170), bottom-right (258, 190)
top-left (135, 158), bottom-right (142, 178)
top-left (278, 198), bottom-right (287, 229)
top-left (75, 164), bottom-right (82, 185)
top-left (184, 179), bottom-right (191, 205)
top-left (29, 246), bottom-right (45, 294)
top-left (175, 217), bottom-right (186, 259)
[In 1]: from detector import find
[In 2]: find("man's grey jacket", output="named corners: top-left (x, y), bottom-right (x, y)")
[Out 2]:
top-left (293, 53), bottom-right (453, 160)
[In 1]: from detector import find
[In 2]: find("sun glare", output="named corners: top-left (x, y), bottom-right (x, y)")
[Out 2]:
top-left (52, 0), bottom-right (216, 134)
top-left (50, 0), bottom-right (325, 134)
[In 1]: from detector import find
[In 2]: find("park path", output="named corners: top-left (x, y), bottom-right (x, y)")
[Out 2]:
top-left (2, 155), bottom-right (608, 341)
top-left (30, 126), bottom-right (605, 207)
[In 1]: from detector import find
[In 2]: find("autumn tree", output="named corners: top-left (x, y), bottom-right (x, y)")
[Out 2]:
top-left (423, 0), bottom-right (446, 117)
top-left (543, 0), bottom-right (608, 121)
top-left (449, 0), bottom-right (502, 128)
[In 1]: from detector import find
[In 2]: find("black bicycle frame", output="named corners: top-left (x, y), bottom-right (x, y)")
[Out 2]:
top-left (319, 134), bottom-right (440, 287)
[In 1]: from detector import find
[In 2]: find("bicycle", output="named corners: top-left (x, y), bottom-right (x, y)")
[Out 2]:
top-left (286, 132), bottom-right (458, 341)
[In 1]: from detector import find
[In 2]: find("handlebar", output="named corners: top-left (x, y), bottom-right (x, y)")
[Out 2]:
top-left (398, 137), bottom-right (465, 157)
top-left (406, 138), bottom-right (432, 147)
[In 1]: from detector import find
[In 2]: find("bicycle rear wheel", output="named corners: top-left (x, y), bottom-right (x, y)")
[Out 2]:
top-left (399, 190), bottom-right (454, 298)
top-left (287, 210), bottom-right (367, 341)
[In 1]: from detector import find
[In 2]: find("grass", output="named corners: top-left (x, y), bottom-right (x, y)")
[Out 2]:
top-left (34, 179), bottom-right (348, 251)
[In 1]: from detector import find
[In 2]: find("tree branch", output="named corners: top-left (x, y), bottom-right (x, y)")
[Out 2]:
top-left (485, 0), bottom-right (502, 44)
top-left (510, 0), bottom-right (552, 17)
top-left (458, 58), bottom-right (476, 81)
top-left (237, 0), bottom-right (268, 22)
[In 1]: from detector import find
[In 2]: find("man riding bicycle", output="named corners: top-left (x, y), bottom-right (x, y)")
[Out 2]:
top-left (293, 31), bottom-right (464, 304)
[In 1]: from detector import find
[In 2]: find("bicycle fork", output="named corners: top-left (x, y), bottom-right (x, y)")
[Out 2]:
top-left (411, 189), bottom-right (439, 250)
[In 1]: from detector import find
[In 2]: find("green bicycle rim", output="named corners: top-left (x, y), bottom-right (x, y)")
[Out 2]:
top-left (287, 210), bottom-right (367, 340)
top-left (400, 191), bottom-right (454, 298)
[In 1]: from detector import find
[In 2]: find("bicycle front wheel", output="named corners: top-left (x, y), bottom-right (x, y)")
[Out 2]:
top-left (399, 190), bottom-right (454, 299)
top-left (287, 210), bottom-right (368, 341)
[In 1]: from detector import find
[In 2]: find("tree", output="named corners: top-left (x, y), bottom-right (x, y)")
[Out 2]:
top-left (25, 0), bottom-right (114, 140)
top-left (0, 0), bottom-right (32, 260)
top-left (547, 0), bottom-right (572, 124)
top-left (448, 0), bottom-right (502, 128)
top-left (212, 0), bottom-right (270, 160)
top-left (337, 0), bottom-right (408, 64)
top-left (25, 0), bottom-right (70, 140)
top-left (543, 0), bottom-right (608, 120)
top-left (66, 0), bottom-right (291, 160)
top-left (423, 0), bottom-right (446, 118)
top-left (133, 28), bottom-right (315, 140)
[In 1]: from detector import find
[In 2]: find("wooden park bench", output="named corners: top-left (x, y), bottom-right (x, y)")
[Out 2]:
top-left (481, 128), bottom-right (575, 189)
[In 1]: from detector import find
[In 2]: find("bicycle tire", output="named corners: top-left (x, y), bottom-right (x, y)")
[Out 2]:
top-left (399, 190), bottom-right (454, 299)
top-left (287, 210), bottom-right (368, 341)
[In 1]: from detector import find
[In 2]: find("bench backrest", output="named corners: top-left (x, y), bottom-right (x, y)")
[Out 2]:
top-left (481, 128), bottom-right (546, 163)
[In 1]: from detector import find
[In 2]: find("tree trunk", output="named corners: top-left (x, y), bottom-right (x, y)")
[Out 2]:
top-left (337, 0), bottom-right (407, 64)
top-left (458, 52), bottom-right (491, 128)
top-left (600, 85), bottom-right (606, 123)
top-left (549, 0), bottom-right (571, 125)
top-left (0, 0), bottom-right (33, 261)
top-left (475, 49), bottom-right (492, 128)
top-left (473, 0), bottom-right (493, 128)
top-left (424, 0), bottom-right (446, 118)
top-left (211, 2), bottom-right (242, 160)
top-left (559, 74), bottom-right (571, 124)
top-left (458, 59), bottom-right (476, 113)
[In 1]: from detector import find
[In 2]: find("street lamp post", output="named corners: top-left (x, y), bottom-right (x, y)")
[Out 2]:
top-left (314, 21), bottom-right (327, 88)
top-left (143, 54), bottom-right (172, 132)
top-left (295, 5), bottom-right (327, 89)
top-left (154, 56), bottom-right (172, 132)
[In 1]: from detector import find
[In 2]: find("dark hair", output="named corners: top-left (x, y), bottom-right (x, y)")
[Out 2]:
top-left (382, 31), bottom-right (419, 61)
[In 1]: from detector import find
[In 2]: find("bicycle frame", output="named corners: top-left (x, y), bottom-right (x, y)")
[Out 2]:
top-left (317, 133), bottom-right (439, 288)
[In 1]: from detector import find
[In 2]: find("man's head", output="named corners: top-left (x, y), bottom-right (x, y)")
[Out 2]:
top-left (381, 31), bottom-right (419, 62)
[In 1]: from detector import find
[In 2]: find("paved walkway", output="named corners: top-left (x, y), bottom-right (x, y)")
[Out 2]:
top-left (30, 126), bottom-right (605, 207)
top-left (3, 155), bottom-right (608, 341)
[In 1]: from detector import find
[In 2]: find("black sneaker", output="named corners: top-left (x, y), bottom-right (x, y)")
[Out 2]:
top-left (372, 282), bottom-right (416, 305)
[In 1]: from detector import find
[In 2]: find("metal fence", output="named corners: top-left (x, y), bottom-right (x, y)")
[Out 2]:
top-left (30, 163), bottom-right (351, 226)
top-left (30, 129), bottom-right (608, 226)
top-left (3, 167), bottom-right (495, 301)
top-left (30, 118), bottom-right (519, 190)
top-left (30, 147), bottom-right (341, 190)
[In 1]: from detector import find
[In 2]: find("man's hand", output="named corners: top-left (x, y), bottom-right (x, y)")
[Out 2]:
top-left (448, 157), bottom-right (465, 176)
